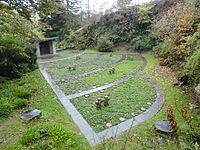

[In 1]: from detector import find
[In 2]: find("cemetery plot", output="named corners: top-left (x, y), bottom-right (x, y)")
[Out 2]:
top-left (57, 58), bottom-right (143, 95)
top-left (45, 53), bottom-right (122, 81)
top-left (71, 77), bottom-right (156, 132)
top-left (37, 50), bottom-right (82, 63)
top-left (44, 53), bottom-right (101, 69)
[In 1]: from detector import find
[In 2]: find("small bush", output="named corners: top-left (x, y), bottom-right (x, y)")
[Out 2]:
top-left (131, 34), bottom-right (155, 51)
top-left (153, 39), bottom-right (174, 59)
top-left (13, 86), bottom-right (32, 99)
top-left (184, 49), bottom-right (200, 85)
top-left (13, 98), bottom-right (28, 109)
top-left (97, 36), bottom-right (114, 52)
top-left (19, 125), bottom-right (87, 149)
top-left (20, 127), bottom-right (41, 146)
top-left (0, 102), bottom-right (12, 118)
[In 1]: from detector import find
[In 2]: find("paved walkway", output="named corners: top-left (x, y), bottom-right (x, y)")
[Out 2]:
top-left (39, 53), bottom-right (165, 146)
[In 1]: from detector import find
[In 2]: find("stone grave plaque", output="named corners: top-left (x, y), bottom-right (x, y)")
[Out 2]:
top-left (21, 109), bottom-right (42, 120)
top-left (154, 120), bottom-right (172, 134)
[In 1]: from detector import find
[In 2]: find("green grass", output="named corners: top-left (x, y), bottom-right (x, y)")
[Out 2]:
top-left (45, 53), bottom-right (121, 80)
top-left (58, 59), bottom-right (142, 95)
top-left (44, 53), bottom-right (100, 69)
top-left (96, 52), bottom-right (200, 150)
top-left (37, 49), bottom-right (83, 63)
top-left (1, 51), bottom-right (199, 149)
top-left (82, 59), bottom-right (142, 87)
top-left (72, 77), bottom-right (156, 132)
top-left (0, 70), bottom-right (89, 149)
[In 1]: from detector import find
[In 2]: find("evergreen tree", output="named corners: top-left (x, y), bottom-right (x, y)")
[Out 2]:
top-left (41, 0), bottom-right (82, 39)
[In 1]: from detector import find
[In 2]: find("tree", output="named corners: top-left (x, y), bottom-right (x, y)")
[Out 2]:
top-left (41, 0), bottom-right (82, 39)
top-left (138, 4), bottom-right (153, 25)
top-left (0, 2), bottom-right (39, 77)
top-left (0, 2), bottom-right (43, 39)
top-left (2, 0), bottom-right (58, 20)
top-left (87, 0), bottom-right (90, 19)
top-left (117, 0), bottom-right (132, 10)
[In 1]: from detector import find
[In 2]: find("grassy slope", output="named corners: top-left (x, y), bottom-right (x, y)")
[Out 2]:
top-left (0, 70), bottom-right (89, 149)
top-left (97, 52), bottom-right (200, 150)
top-left (0, 51), bottom-right (199, 149)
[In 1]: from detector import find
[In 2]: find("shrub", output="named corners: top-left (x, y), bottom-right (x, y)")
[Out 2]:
top-left (184, 49), bottom-right (200, 85)
top-left (19, 125), bottom-right (87, 149)
top-left (0, 34), bottom-right (37, 78)
top-left (131, 34), bottom-right (155, 51)
top-left (97, 36), bottom-right (114, 52)
top-left (0, 102), bottom-right (12, 118)
top-left (153, 39), bottom-right (174, 59)
top-left (20, 127), bottom-right (41, 146)
top-left (13, 98), bottom-right (28, 109)
top-left (13, 86), bottom-right (32, 99)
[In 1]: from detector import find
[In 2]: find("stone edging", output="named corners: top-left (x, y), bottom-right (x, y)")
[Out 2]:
top-left (39, 53), bottom-right (165, 147)
top-left (54, 54), bottom-right (127, 83)
top-left (95, 73), bottom-right (165, 144)
top-left (66, 54), bottom-right (147, 100)
top-left (39, 51), bottom-right (85, 64)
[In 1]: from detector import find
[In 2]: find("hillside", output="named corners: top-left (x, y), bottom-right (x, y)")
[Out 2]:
top-left (61, 0), bottom-right (200, 86)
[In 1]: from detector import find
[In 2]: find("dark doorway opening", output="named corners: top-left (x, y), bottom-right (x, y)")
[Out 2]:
top-left (40, 41), bottom-right (50, 55)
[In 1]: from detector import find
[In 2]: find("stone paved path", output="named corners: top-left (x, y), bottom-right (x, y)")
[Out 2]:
top-left (39, 53), bottom-right (165, 146)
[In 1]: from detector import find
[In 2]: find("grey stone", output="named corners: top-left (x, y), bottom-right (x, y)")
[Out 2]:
top-left (131, 112), bottom-right (136, 116)
top-left (189, 103), bottom-right (199, 110)
top-left (106, 123), bottom-right (112, 128)
top-left (195, 84), bottom-right (200, 94)
top-left (147, 102), bottom-right (152, 105)
top-left (154, 120), bottom-right (172, 134)
top-left (21, 109), bottom-right (42, 120)
top-left (119, 117), bottom-right (126, 122)
top-left (140, 107), bottom-right (146, 111)
top-left (100, 90), bottom-right (104, 93)
top-left (84, 94), bottom-right (90, 98)
top-left (93, 86), bottom-right (97, 89)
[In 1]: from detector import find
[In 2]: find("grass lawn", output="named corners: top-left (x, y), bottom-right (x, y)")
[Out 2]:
top-left (0, 70), bottom-right (90, 150)
top-left (37, 49), bottom-right (82, 63)
top-left (58, 58), bottom-right (142, 95)
top-left (96, 52), bottom-right (200, 150)
top-left (44, 53), bottom-right (100, 69)
top-left (72, 77), bottom-right (156, 132)
top-left (1, 50), bottom-right (199, 149)
top-left (45, 53), bottom-right (122, 80)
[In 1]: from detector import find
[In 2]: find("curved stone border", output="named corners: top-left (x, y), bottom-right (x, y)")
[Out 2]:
top-left (66, 54), bottom-right (146, 100)
top-left (39, 53), bottom-right (165, 147)
top-left (95, 73), bottom-right (165, 144)
top-left (39, 51), bottom-right (85, 64)
top-left (54, 54), bottom-right (126, 83)
top-left (55, 53), bottom-right (104, 69)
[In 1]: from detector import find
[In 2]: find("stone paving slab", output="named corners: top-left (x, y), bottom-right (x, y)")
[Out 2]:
top-left (39, 53), bottom-right (165, 147)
